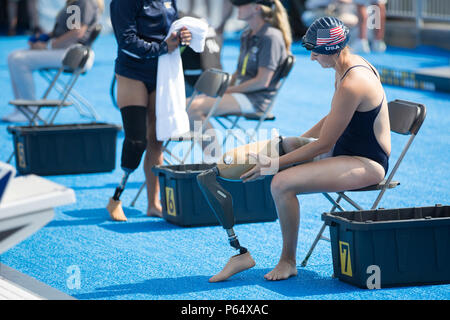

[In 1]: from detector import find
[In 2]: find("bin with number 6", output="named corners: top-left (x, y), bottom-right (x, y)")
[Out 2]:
top-left (152, 164), bottom-right (278, 227)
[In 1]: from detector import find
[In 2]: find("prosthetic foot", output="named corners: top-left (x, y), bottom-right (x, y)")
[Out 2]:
top-left (197, 168), bottom-right (256, 282)
top-left (107, 106), bottom-right (147, 221)
top-left (196, 136), bottom-right (287, 281)
top-left (209, 251), bottom-right (255, 283)
top-left (107, 171), bottom-right (131, 221)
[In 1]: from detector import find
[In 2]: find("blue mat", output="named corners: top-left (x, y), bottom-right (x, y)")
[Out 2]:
top-left (0, 35), bottom-right (449, 300)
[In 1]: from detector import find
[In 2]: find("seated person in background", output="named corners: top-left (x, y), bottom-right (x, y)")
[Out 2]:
top-left (187, 0), bottom-right (291, 160)
top-left (225, 16), bottom-right (390, 281)
top-left (2, 0), bottom-right (103, 123)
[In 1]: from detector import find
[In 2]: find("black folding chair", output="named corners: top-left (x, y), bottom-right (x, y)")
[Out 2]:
top-left (214, 54), bottom-right (295, 145)
top-left (301, 99), bottom-right (427, 267)
top-left (37, 24), bottom-right (102, 121)
top-left (5, 44), bottom-right (95, 164)
top-left (129, 68), bottom-right (231, 206)
top-left (8, 44), bottom-right (94, 126)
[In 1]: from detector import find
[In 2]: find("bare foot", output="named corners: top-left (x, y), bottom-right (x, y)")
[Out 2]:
top-left (264, 260), bottom-right (297, 281)
top-left (147, 203), bottom-right (163, 218)
top-left (209, 251), bottom-right (256, 283)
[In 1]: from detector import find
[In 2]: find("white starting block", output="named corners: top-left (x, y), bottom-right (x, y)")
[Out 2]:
top-left (0, 162), bottom-right (76, 299)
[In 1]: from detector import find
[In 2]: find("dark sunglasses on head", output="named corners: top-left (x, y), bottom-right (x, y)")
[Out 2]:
top-left (301, 36), bottom-right (316, 51)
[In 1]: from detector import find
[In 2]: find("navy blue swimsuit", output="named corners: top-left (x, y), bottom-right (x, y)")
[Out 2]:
top-left (110, 0), bottom-right (178, 93)
top-left (332, 63), bottom-right (390, 176)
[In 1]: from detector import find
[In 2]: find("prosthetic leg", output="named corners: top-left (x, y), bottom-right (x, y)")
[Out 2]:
top-left (107, 106), bottom-right (148, 221)
top-left (196, 136), bottom-right (286, 282)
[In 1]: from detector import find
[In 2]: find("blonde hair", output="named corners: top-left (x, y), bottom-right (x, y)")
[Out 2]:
top-left (95, 0), bottom-right (104, 13)
top-left (260, 0), bottom-right (292, 52)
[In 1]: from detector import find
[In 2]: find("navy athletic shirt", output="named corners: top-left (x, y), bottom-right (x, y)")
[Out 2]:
top-left (110, 0), bottom-right (178, 83)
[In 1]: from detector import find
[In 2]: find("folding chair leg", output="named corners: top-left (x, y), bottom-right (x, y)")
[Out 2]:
top-left (301, 222), bottom-right (327, 267)
top-left (301, 194), bottom-right (343, 267)
top-left (130, 182), bottom-right (146, 207)
top-left (6, 151), bottom-right (14, 164)
top-left (129, 150), bottom-right (176, 207)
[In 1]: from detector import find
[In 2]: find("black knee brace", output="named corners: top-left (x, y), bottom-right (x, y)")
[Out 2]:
top-left (120, 106), bottom-right (148, 172)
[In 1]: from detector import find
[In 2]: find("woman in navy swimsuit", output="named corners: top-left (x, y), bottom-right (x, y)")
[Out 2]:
top-left (110, 0), bottom-right (191, 218)
top-left (241, 16), bottom-right (391, 281)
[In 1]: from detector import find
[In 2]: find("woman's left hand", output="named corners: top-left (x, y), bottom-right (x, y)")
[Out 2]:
top-left (29, 41), bottom-right (48, 50)
top-left (240, 152), bottom-right (278, 183)
top-left (178, 27), bottom-right (192, 46)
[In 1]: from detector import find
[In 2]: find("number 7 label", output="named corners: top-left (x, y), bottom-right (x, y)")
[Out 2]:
top-left (339, 241), bottom-right (353, 277)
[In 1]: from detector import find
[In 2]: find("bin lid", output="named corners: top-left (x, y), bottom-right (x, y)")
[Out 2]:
top-left (322, 205), bottom-right (450, 231)
top-left (152, 164), bottom-right (217, 179)
top-left (7, 123), bottom-right (122, 134)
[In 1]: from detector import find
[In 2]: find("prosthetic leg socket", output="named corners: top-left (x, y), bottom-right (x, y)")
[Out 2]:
top-left (107, 106), bottom-right (148, 221)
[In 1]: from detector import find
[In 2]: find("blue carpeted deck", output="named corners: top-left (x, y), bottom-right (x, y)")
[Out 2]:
top-left (0, 35), bottom-right (449, 300)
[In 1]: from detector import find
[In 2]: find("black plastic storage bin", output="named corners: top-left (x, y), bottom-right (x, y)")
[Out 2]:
top-left (7, 123), bottom-right (121, 175)
top-left (322, 204), bottom-right (450, 288)
top-left (152, 164), bottom-right (278, 227)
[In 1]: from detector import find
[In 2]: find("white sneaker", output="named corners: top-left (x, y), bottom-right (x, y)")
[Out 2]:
top-left (1, 109), bottom-right (32, 123)
top-left (372, 40), bottom-right (387, 53)
top-left (351, 38), bottom-right (371, 54)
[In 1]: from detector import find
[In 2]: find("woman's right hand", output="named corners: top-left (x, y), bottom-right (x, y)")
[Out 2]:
top-left (165, 32), bottom-right (180, 53)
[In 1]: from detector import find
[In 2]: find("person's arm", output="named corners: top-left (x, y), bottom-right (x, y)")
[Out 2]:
top-left (278, 81), bottom-right (361, 169)
top-left (226, 67), bottom-right (275, 93)
top-left (300, 72), bottom-right (339, 138)
top-left (229, 71), bottom-right (238, 86)
top-left (51, 25), bottom-right (88, 48)
top-left (111, 0), bottom-right (176, 58)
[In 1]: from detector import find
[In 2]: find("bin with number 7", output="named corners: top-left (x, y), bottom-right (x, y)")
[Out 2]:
top-left (322, 205), bottom-right (450, 288)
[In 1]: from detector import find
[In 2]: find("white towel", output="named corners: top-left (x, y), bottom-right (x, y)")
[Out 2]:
top-left (156, 17), bottom-right (209, 141)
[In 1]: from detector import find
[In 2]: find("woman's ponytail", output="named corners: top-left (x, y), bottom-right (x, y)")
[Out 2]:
top-left (260, 0), bottom-right (292, 52)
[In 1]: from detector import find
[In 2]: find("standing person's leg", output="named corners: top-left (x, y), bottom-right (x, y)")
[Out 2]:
top-left (353, 2), bottom-right (371, 53)
top-left (372, 1), bottom-right (387, 52)
top-left (144, 90), bottom-right (164, 218)
top-left (26, 0), bottom-right (40, 32)
top-left (357, 4), bottom-right (368, 40)
top-left (107, 75), bottom-right (148, 221)
top-left (188, 0), bottom-right (195, 14)
top-left (217, 0), bottom-right (233, 35)
top-left (204, 0), bottom-right (212, 22)
top-left (266, 155), bottom-right (385, 281)
top-left (7, 0), bottom-right (19, 35)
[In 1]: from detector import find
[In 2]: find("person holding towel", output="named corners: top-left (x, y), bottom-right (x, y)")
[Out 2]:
top-left (110, 0), bottom-right (192, 219)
